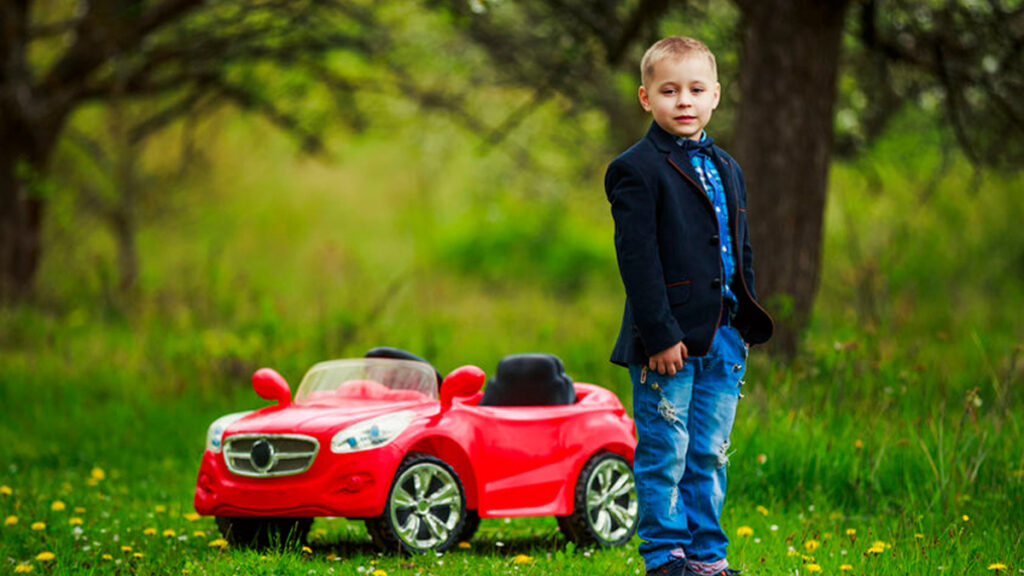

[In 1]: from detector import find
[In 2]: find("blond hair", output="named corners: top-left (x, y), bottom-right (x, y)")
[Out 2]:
top-left (640, 36), bottom-right (717, 87)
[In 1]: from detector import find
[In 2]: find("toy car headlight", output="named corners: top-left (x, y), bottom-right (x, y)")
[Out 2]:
top-left (331, 411), bottom-right (415, 454)
top-left (205, 411), bottom-right (252, 453)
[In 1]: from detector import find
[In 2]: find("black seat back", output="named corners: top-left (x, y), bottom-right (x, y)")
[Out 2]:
top-left (479, 354), bottom-right (577, 407)
top-left (364, 347), bottom-right (443, 387)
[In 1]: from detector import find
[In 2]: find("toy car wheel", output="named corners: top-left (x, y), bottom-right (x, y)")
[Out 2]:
top-left (366, 453), bottom-right (467, 554)
top-left (557, 452), bottom-right (638, 547)
top-left (215, 516), bottom-right (312, 549)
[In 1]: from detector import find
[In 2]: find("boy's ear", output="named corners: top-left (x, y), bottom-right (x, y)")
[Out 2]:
top-left (638, 85), bottom-right (652, 112)
top-left (712, 82), bottom-right (722, 110)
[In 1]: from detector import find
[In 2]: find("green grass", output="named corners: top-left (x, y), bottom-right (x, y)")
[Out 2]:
top-left (2, 108), bottom-right (1023, 574)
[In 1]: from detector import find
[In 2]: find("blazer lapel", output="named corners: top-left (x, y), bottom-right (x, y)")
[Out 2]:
top-left (645, 122), bottom-right (716, 213)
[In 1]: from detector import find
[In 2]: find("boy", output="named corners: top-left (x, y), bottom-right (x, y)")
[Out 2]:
top-left (605, 37), bottom-right (774, 576)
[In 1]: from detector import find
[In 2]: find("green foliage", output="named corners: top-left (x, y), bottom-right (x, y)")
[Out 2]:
top-left (437, 196), bottom-right (613, 296)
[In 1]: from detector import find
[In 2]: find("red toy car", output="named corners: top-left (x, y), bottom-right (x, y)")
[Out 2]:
top-left (194, 348), bottom-right (638, 553)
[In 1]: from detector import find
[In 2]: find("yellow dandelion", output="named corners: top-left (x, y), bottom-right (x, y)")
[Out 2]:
top-left (143, 527), bottom-right (157, 536)
top-left (73, 507), bottom-right (86, 514)
top-left (133, 553), bottom-right (144, 559)
top-left (854, 439), bottom-right (864, 449)
top-left (756, 505), bottom-right (769, 516)
top-left (962, 514), bottom-right (970, 522)
top-left (512, 555), bottom-right (533, 565)
top-left (0, 485), bottom-right (12, 496)
top-left (86, 478), bottom-right (99, 487)
top-left (872, 540), bottom-right (890, 549)
top-left (988, 563), bottom-right (1007, 571)
top-left (91, 467), bottom-right (106, 481)
top-left (458, 541), bottom-right (472, 549)
top-left (121, 546), bottom-right (132, 552)
top-left (302, 546), bottom-right (312, 554)
top-left (192, 530), bottom-right (207, 538)
top-left (806, 564), bottom-right (822, 573)
top-left (736, 526), bottom-right (754, 537)
top-left (5, 515), bottom-right (18, 526)
top-left (208, 538), bottom-right (229, 548)
top-left (915, 533), bottom-right (924, 539)
top-left (163, 529), bottom-right (177, 538)
top-left (840, 564), bottom-right (854, 571)
top-left (35, 552), bottom-right (55, 562)
top-left (787, 549), bottom-right (799, 557)
top-left (50, 501), bottom-right (66, 512)
top-left (372, 570), bottom-right (388, 576)
top-left (866, 544), bottom-right (885, 555)
top-left (69, 517), bottom-right (83, 526)
top-left (846, 528), bottom-right (856, 536)
top-left (31, 521), bottom-right (45, 531)
top-left (13, 565), bottom-right (33, 573)
top-left (801, 555), bottom-right (816, 563)
top-left (804, 539), bottom-right (820, 552)
top-left (102, 554), bottom-right (113, 561)
top-left (154, 505), bottom-right (167, 513)
top-left (183, 512), bottom-right (201, 522)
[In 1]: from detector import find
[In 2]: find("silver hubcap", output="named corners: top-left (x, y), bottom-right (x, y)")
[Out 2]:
top-left (585, 457), bottom-right (638, 542)
top-left (389, 462), bottom-right (462, 550)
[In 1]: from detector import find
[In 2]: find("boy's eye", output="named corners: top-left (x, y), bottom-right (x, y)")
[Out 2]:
top-left (662, 89), bottom-right (676, 95)
top-left (692, 88), bottom-right (704, 94)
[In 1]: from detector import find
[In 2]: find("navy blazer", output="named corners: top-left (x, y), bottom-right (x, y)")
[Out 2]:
top-left (606, 122), bottom-right (773, 366)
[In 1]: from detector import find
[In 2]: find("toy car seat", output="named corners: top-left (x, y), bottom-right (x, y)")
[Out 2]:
top-left (479, 353), bottom-right (577, 407)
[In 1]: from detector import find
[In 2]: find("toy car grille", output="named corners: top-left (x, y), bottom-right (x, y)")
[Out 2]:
top-left (223, 434), bottom-right (320, 477)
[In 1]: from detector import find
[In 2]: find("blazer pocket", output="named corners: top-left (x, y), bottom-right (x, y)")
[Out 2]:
top-left (666, 281), bottom-right (692, 306)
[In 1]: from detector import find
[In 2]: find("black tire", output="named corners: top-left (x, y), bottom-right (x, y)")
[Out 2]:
top-left (365, 453), bottom-right (467, 554)
top-left (215, 516), bottom-right (312, 549)
top-left (556, 452), bottom-right (638, 547)
top-left (456, 510), bottom-right (481, 543)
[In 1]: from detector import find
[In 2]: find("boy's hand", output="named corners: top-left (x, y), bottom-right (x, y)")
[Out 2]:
top-left (649, 341), bottom-right (688, 376)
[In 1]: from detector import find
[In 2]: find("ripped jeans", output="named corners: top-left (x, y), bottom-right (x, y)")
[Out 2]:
top-left (630, 324), bottom-right (747, 574)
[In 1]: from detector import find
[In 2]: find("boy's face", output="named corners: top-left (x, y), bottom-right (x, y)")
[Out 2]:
top-left (639, 55), bottom-right (720, 141)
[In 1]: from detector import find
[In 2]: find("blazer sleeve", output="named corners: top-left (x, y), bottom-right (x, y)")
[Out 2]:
top-left (736, 165), bottom-right (758, 301)
top-left (606, 159), bottom-right (685, 356)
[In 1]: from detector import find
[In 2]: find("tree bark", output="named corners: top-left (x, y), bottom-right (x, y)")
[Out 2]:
top-left (733, 0), bottom-right (850, 358)
top-left (0, 126), bottom-right (54, 303)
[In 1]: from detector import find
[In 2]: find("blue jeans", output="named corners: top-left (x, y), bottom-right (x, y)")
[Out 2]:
top-left (630, 325), bottom-right (748, 574)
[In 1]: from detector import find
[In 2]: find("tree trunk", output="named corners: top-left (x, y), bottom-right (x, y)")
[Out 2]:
top-left (0, 134), bottom-right (48, 303)
top-left (732, 0), bottom-right (850, 358)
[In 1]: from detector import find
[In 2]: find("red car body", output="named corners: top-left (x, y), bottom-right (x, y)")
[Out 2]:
top-left (194, 356), bottom-right (637, 551)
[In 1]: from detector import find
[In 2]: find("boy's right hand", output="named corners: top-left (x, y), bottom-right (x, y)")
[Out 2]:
top-left (650, 341), bottom-right (688, 376)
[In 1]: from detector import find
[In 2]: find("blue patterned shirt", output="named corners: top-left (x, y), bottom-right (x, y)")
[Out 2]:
top-left (677, 132), bottom-right (737, 308)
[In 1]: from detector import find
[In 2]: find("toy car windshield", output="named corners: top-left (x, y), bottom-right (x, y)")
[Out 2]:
top-left (295, 359), bottom-right (438, 405)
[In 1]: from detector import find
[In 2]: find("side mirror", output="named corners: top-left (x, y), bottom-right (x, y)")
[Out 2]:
top-left (440, 365), bottom-right (485, 409)
top-left (252, 368), bottom-right (292, 407)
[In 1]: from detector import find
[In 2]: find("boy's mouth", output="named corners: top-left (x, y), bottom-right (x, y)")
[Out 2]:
top-left (674, 115), bottom-right (697, 122)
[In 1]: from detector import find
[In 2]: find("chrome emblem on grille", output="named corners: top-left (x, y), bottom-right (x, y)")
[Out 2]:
top-left (224, 434), bottom-right (319, 477)
top-left (250, 438), bottom-right (276, 472)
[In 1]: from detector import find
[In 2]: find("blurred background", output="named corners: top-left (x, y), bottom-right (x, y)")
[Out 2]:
top-left (1, 0), bottom-right (1023, 569)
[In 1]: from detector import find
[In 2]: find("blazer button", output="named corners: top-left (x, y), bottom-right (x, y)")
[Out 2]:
top-left (711, 277), bottom-right (722, 289)
top-left (709, 235), bottom-right (720, 246)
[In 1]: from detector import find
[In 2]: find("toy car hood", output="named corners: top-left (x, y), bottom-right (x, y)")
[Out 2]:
top-left (223, 402), bottom-right (433, 438)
